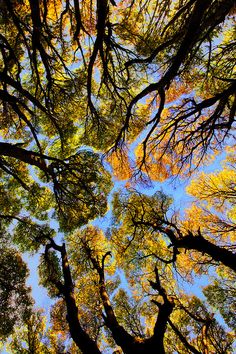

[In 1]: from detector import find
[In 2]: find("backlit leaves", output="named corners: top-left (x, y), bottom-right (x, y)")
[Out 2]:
top-left (0, 248), bottom-right (33, 339)
top-left (0, 1), bottom-right (235, 353)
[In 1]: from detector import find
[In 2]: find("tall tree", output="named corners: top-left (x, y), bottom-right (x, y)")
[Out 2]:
top-left (0, 0), bottom-right (235, 177)
top-left (0, 1), bottom-right (235, 353)
top-left (0, 246), bottom-right (33, 340)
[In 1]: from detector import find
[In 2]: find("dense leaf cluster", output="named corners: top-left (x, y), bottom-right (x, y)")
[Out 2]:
top-left (0, 0), bottom-right (235, 353)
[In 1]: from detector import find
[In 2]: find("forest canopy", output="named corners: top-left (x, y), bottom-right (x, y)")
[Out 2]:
top-left (0, 0), bottom-right (235, 353)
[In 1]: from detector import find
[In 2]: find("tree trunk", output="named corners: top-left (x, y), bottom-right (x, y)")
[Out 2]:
top-left (61, 244), bottom-right (102, 354)
top-left (176, 234), bottom-right (236, 272)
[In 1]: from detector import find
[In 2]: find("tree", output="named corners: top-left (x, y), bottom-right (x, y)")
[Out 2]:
top-left (0, 246), bottom-right (32, 340)
top-left (10, 219), bottom-right (234, 354)
top-left (7, 309), bottom-right (80, 353)
top-left (203, 270), bottom-right (236, 332)
top-left (0, 0), bottom-right (235, 353)
top-left (0, 0), bottom-right (235, 177)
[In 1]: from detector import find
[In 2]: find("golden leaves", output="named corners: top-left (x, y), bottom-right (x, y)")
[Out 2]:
top-left (185, 154), bottom-right (236, 243)
top-left (186, 168), bottom-right (236, 212)
top-left (44, 0), bottom-right (63, 22)
top-left (107, 150), bottom-right (133, 181)
top-left (135, 133), bottom-right (180, 182)
top-left (165, 81), bottom-right (191, 104)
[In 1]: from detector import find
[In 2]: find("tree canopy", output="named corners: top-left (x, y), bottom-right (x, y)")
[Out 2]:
top-left (0, 0), bottom-right (235, 353)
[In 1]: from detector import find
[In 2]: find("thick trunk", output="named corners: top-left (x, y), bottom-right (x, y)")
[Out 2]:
top-left (176, 234), bottom-right (236, 272)
top-left (163, 228), bottom-right (236, 272)
top-left (88, 249), bottom-right (171, 354)
top-left (149, 300), bottom-right (174, 353)
top-left (60, 244), bottom-right (101, 354)
top-left (0, 142), bottom-right (48, 172)
top-left (87, 250), bottom-right (136, 354)
top-left (99, 283), bottom-right (136, 353)
top-left (97, 261), bottom-right (174, 354)
top-left (46, 242), bottom-right (101, 354)
top-left (64, 291), bottom-right (101, 354)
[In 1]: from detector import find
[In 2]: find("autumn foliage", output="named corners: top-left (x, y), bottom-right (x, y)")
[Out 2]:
top-left (0, 0), bottom-right (235, 353)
